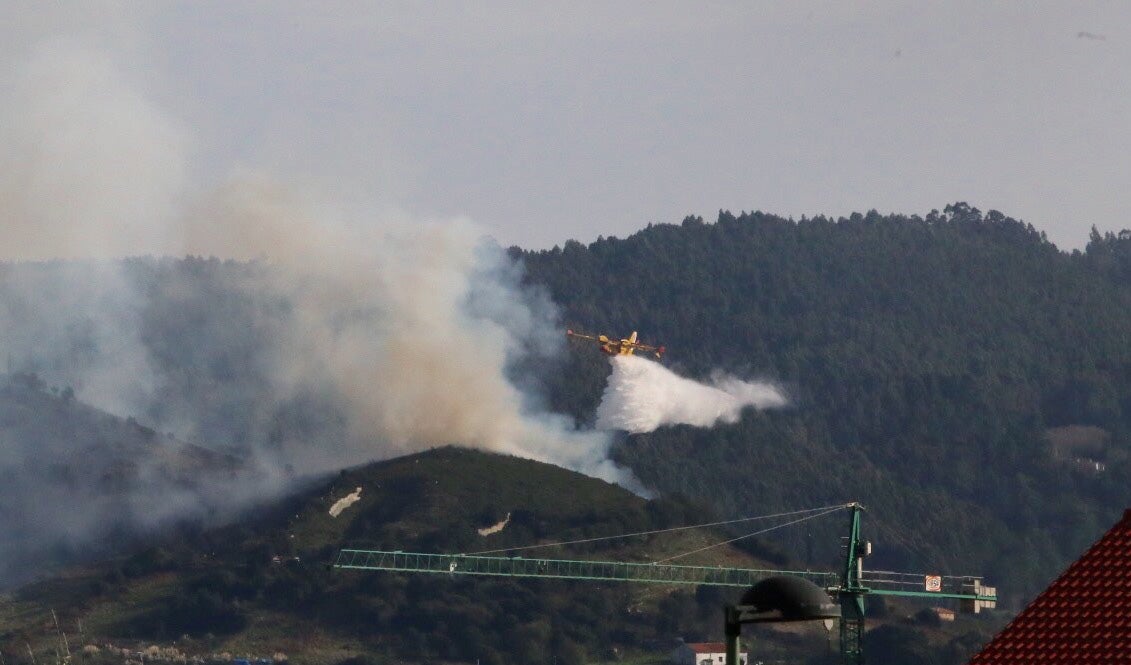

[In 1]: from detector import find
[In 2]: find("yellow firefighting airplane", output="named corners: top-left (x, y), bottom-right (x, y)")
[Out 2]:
top-left (566, 329), bottom-right (665, 359)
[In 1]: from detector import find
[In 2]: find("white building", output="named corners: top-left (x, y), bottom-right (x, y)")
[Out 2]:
top-left (671, 642), bottom-right (747, 665)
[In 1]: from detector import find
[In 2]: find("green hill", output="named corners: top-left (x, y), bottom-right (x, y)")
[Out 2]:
top-left (7, 203), bottom-right (1130, 664)
top-left (6, 447), bottom-right (861, 665)
top-left (520, 205), bottom-right (1131, 609)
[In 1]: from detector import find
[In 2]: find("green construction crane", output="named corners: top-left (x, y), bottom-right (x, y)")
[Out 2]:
top-left (332, 502), bottom-right (996, 665)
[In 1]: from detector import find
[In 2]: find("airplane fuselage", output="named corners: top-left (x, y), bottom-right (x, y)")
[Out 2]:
top-left (597, 332), bottom-right (638, 355)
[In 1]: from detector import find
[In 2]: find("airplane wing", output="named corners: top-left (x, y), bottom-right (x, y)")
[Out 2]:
top-left (566, 329), bottom-right (600, 342)
top-left (625, 340), bottom-right (666, 358)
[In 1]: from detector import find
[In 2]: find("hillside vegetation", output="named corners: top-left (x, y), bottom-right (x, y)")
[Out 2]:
top-left (3, 447), bottom-right (843, 665)
top-left (521, 204), bottom-right (1131, 607)
top-left (4, 203), bottom-right (1129, 664)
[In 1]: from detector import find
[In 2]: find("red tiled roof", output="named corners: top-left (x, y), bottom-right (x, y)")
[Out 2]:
top-left (969, 508), bottom-right (1131, 663)
top-left (686, 643), bottom-right (728, 654)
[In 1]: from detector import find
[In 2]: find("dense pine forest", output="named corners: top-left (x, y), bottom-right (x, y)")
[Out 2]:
top-left (521, 203), bottom-right (1131, 607)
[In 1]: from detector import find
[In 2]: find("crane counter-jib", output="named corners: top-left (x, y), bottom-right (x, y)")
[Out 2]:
top-left (333, 548), bottom-right (841, 589)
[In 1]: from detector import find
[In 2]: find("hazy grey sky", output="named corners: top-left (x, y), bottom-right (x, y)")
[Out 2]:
top-left (3, 1), bottom-right (1129, 252)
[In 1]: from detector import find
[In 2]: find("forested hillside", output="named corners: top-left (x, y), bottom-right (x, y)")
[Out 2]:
top-left (6, 203), bottom-right (1131, 664)
top-left (521, 203), bottom-right (1131, 607)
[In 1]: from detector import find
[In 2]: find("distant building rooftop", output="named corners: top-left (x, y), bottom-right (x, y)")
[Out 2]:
top-left (671, 642), bottom-right (747, 665)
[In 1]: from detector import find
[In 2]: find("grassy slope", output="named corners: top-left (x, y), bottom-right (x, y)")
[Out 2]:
top-left (1, 447), bottom-right (800, 664)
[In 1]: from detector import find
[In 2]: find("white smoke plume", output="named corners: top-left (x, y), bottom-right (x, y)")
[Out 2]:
top-left (595, 355), bottom-right (788, 433)
top-left (180, 177), bottom-right (631, 486)
top-left (0, 37), bottom-right (630, 486)
top-left (0, 36), bottom-right (643, 584)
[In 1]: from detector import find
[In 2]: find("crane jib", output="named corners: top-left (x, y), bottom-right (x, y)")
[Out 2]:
top-left (333, 548), bottom-right (839, 589)
top-left (331, 548), bottom-right (996, 605)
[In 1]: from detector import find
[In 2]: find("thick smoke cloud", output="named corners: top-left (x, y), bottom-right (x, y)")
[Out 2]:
top-left (595, 355), bottom-right (788, 433)
top-left (0, 38), bottom-right (640, 584)
top-left (0, 202), bottom-right (634, 483)
top-left (178, 179), bottom-right (630, 484)
top-left (0, 36), bottom-right (630, 481)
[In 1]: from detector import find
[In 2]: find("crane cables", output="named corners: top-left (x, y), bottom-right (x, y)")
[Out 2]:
top-left (652, 503), bottom-right (845, 564)
top-left (460, 503), bottom-right (850, 558)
